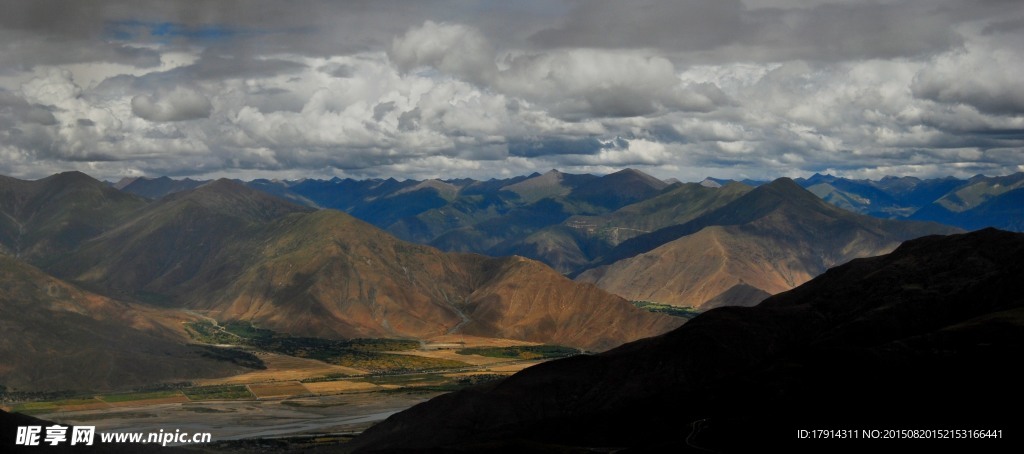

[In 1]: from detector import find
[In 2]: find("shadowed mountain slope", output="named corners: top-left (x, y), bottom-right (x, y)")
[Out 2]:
top-left (910, 173), bottom-right (1024, 231)
top-left (50, 179), bottom-right (313, 303)
top-left (793, 172), bottom-right (1024, 232)
top-left (118, 175), bottom-right (206, 200)
top-left (500, 169), bottom-right (597, 204)
top-left (0, 255), bottom-right (249, 392)
top-left (350, 229), bottom-right (1024, 452)
top-left (565, 168), bottom-right (668, 209)
top-left (0, 172), bottom-right (146, 266)
top-left (386, 169), bottom-right (671, 259)
top-left (577, 178), bottom-right (961, 308)
top-left (497, 182), bottom-right (752, 273)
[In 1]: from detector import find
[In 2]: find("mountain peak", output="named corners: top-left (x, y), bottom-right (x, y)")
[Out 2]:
top-left (159, 177), bottom-right (310, 220)
top-left (590, 168), bottom-right (660, 186)
top-left (700, 177), bottom-right (723, 188)
top-left (610, 168), bottom-right (653, 180)
top-left (43, 170), bottom-right (101, 187)
top-left (722, 177), bottom-right (839, 219)
top-left (763, 177), bottom-right (826, 197)
top-left (501, 169), bottom-right (574, 202)
top-left (194, 177), bottom-right (247, 193)
top-left (112, 176), bottom-right (140, 190)
top-left (568, 168), bottom-right (670, 210)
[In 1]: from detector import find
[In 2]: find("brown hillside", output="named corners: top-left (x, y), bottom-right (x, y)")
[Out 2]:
top-left (59, 181), bottom-right (680, 351)
top-left (578, 178), bottom-right (962, 308)
top-left (0, 255), bottom-right (248, 392)
top-left (349, 229), bottom-right (1024, 452)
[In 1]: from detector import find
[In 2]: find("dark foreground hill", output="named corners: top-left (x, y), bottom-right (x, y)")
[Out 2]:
top-left (349, 229), bottom-right (1024, 452)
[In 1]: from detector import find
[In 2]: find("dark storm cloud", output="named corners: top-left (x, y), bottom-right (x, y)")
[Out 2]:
top-left (531, 0), bottom-right (746, 52)
top-left (131, 87), bottom-right (212, 122)
top-left (508, 137), bottom-right (609, 158)
top-left (0, 90), bottom-right (58, 126)
top-left (323, 63), bottom-right (355, 78)
top-left (92, 51), bottom-right (306, 101)
top-left (983, 17), bottom-right (1024, 35)
top-left (143, 128), bottom-right (187, 140)
top-left (0, 35), bottom-right (161, 73)
top-left (373, 101), bottom-right (396, 122)
top-left (581, 90), bottom-right (659, 118)
top-left (529, 0), bottom-right (990, 62)
top-left (397, 108), bottom-right (421, 132)
top-left (913, 75), bottom-right (1024, 116)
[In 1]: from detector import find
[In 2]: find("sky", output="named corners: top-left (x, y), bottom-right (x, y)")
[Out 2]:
top-left (0, 0), bottom-right (1022, 182)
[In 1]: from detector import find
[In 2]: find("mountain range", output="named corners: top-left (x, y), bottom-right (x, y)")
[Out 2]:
top-left (1, 167), bottom-right (1016, 393)
top-left (113, 169), bottom-right (1003, 308)
top-left (575, 178), bottom-right (960, 308)
top-left (0, 172), bottom-right (681, 391)
top-left (349, 228), bottom-right (1024, 452)
top-left (56, 177), bottom-right (680, 351)
top-left (116, 170), bottom-right (1024, 238)
top-left (793, 172), bottom-right (1024, 231)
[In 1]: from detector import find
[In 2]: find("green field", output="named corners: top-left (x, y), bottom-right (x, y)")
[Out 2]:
top-left (330, 352), bottom-right (466, 373)
top-left (357, 373), bottom-right (448, 386)
top-left (184, 320), bottom-right (240, 344)
top-left (10, 398), bottom-right (103, 414)
top-left (456, 345), bottom-right (579, 360)
top-left (98, 390), bottom-right (182, 403)
top-left (299, 373), bottom-right (350, 383)
top-left (631, 301), bottom-right (702, 318)
top-left (182, 385), bottom-right (254, 401)
top-left (222, 320), bottom-right (275, 340)
top-left (185, 320), bottom-right (465, 373)
top-left (363, 372), bottom-right (509, 393)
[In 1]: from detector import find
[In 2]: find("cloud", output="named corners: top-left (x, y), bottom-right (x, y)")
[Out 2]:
top-left (391, 20), bottom-right (496, 86)
top-left (131, 87), bottom-right (212, 122)
top-left (530, 0), bottom-right (746, 52)
top-left (912, 44), bottom-right (1024, 115)
top-left (524, 0), bottom-right (1024, 64)
top-left (390, 22), bottom-right (732, 120)
top-left (497, 50), bottom-right (709, 118)
top-left (508, 137), bottom-right (606, 158)
top-left (0, 1), bottom-right (1022, 182)
top-left (0, 89), bottom-right (57, 125)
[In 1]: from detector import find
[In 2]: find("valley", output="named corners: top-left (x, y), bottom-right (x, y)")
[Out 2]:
top-left (1, 327), bottom-right (572, 445)
top-left (2, 3), bottom-right (1022, 450)
top-left (349, 228), bottom-right (1024, 452)
top-left (1, 168), bottom-right (1018, 451)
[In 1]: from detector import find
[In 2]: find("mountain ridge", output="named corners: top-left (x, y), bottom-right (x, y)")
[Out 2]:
top-left (349, 228), bottom-right (1024, 452)
top-left (51, 179), bottom-right (681, 351)
top-left (576, 177), bottom-right (962, 307)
